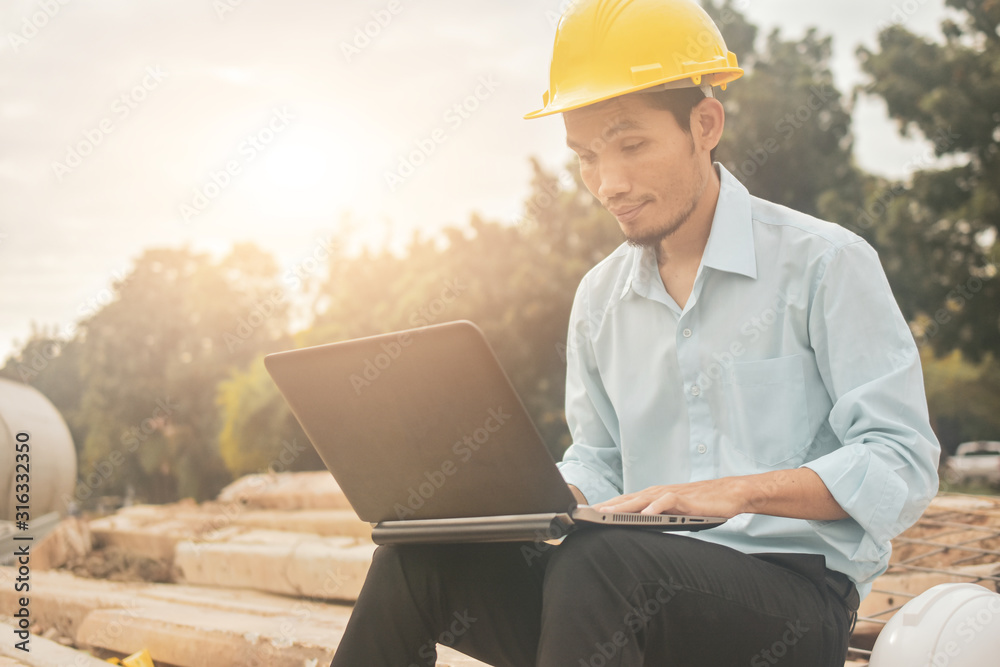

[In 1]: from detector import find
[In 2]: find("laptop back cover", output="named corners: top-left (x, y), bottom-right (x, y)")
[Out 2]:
top-left (264, 321), bottom-right (577, 523)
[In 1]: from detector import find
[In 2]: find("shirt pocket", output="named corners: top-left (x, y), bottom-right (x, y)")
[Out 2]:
top-left (723, 354), bottom-right (811, 468)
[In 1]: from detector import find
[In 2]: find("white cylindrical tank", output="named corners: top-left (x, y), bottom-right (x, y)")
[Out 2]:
top-left (0, 378), bottom-right (77, 520)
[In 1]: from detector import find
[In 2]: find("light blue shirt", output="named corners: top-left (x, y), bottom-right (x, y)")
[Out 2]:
top-left (557, 163), bottom-right (940, 599)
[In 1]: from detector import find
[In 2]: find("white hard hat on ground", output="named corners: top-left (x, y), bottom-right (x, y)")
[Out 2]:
top-left (868, 582), bottom-right (1000, 666)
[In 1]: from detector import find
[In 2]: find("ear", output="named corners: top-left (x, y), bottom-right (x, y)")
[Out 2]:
top-left (690, 97), bottom-right (725, 153)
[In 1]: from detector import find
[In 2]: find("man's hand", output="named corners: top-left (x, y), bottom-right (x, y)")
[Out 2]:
top-left (594, 468), bottom-right (849, 521)
top-left (595, 477), bottom-right (749, 518)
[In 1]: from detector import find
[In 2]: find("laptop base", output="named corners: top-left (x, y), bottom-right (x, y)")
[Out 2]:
top-left (371, 508), bottom-right (723, 545)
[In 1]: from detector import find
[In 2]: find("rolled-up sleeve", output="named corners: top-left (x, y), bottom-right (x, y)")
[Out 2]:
top-left (802, 240), bottom-right (940, 552)
top-left (556, 276), bottom-right (624, 506)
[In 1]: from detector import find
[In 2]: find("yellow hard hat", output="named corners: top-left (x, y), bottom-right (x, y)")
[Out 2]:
top-left (525, 0), bottom-right (744, 119)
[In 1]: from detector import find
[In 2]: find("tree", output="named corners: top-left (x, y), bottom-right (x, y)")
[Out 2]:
top-left (216, 355), bottom-right (321, 476)
top-left (1, 326), bottom-right (87, 454)
top-left (68, 244), bottom-right (289, 502)
top-left (705, 1), bottom-right (866, 221)
top-left (921, 348), bottom-right (1000, 455)
top-left (856, 0), bottom-right (1000, 360)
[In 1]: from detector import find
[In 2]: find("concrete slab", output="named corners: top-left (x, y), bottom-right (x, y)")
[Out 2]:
top-left (0, 566), bottom-right (487, 667)
top-left (77, 605), bottom-right (487, 667)
top-left (90, 504), bottom-right (370, 553)
top-left (174, 530), bottom-right (375, 602)
top-left (89, 515), bottom-right (200, 564)
top-left (215, 472), bottom-right (352, 511)
top-left (30, 517), bottom-right (91, 571)
top-left (77, 604), bottom-right (340, 667)
top-left (0, 566), bottom-right (153, 641)
top-left (88, 504), bottom-right (371, 593)
top-left (0, 621), bottom-right (109, 667)
top-left (230, 509), bottom-right (370, 539)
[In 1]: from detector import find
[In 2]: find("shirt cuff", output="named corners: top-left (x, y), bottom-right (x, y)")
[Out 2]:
top-left (801, 444), bottom-right (912, 544)
top-left (556, 461), bottom-right (623, 506)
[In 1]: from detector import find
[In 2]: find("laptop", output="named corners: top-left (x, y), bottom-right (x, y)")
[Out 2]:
top-left (263, 320), bottom-right (726, 545)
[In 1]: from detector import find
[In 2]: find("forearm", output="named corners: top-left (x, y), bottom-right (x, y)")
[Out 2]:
top-left (737, 467), bottom-right (848, 521)
top-left (594, 467), bottom-right (849, 521)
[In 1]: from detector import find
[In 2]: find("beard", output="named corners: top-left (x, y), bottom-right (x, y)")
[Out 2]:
top-left (623, 194), bottom-right (700, 249)
top-left (623, 172), bottom-right (708, 250)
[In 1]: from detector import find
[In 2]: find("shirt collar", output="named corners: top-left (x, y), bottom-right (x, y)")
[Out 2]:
top-left (620, 162), bottom-right (757, 301)
top-left (701, 162), bottom-right (757, 280)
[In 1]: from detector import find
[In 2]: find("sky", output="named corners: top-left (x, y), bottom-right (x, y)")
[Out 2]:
top-left (0, 0), bottom-right (953, 360)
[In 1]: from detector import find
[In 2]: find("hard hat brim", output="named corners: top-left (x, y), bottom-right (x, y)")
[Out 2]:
top-left (523, 68), bottom-right (743, 119)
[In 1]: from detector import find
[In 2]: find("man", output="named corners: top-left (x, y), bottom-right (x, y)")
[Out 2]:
top-left (331, 1), bottom-right (940, 665)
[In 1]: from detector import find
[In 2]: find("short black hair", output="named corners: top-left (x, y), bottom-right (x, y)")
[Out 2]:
top-left (637, 86), bottom-right (717, 164)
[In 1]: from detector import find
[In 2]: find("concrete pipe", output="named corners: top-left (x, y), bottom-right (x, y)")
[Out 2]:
top-left (0, 378), bottom-right (77, 520)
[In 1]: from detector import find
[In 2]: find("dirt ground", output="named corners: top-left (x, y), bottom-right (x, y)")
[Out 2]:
top-left (889, 496), bottom-right (1000, 572)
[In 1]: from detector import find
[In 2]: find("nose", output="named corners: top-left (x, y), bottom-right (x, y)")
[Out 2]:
top-left (596, 158), bottom-right (630, 202)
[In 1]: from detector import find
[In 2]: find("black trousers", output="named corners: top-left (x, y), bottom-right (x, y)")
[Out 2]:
top-left (331, 528), bottom-right (859, 666)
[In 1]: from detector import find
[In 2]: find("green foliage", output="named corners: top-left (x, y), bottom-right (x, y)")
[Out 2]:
top-left (706, 0), bottom-right (865, 220)
top-left (857, 0), bottom-right (1000, 359)
top-left (216, 355), bottom-right (321, 476)
top-left (921, 347), bottom-right (1000, 454)
top-left (3, 244), bottom-right (291, 503)
top-left (1, 328), bottom-right (87, 450)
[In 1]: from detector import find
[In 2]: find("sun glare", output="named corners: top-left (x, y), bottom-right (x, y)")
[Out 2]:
top-left (263, 140), bottom-right (333, 190)
top-left (241, 125), bottom-right (365, 218)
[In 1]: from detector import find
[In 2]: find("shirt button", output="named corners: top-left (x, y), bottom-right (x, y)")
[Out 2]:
top-left (696, 443), bottom-right (707, 454)
top-left (682, 328), bottom-right (692, 338)
top-left (690, 385), bottom-right (701, 396)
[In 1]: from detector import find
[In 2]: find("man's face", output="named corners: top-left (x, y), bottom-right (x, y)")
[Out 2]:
top-left (563, 94), bottom-right (710, 249)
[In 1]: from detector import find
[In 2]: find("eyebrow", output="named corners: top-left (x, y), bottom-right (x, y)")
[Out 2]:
top-left (566, 118), bottom-right (644, 151)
